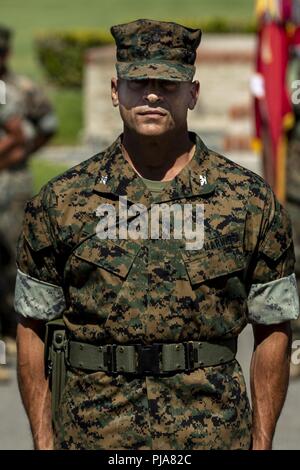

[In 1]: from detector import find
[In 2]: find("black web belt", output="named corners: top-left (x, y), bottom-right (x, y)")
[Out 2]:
top-left (65, 338), bottom-right (237, 376)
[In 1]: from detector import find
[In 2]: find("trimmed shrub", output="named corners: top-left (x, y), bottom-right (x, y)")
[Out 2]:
top-left (35, 30), bottom-right (112, 88)
top-left (182, 18), bottom-right (256, 34)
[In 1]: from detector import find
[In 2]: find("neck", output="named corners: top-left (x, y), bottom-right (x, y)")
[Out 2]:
top-left (121, 127), bottom-right (195, 181)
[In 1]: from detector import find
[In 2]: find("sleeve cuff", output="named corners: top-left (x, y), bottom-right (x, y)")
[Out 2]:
top-left (37, 113), bottom-right (58, 134)
top-left (14, 268), bottom-right (66, 321)
top-left (247, 273), bottom-right (300, 325)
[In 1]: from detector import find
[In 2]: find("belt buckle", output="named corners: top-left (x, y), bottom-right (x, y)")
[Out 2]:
top-left (136, 343), bottom-right (162, 376)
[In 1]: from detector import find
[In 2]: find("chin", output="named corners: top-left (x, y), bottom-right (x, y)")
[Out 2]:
top-left (135, 124), bottom-right (170, 137)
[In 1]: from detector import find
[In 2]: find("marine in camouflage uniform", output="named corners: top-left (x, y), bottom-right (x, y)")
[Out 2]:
top-left (15, 19), bottom-right (299, 450)
top-left (0, 25), bottom-right (57, 340)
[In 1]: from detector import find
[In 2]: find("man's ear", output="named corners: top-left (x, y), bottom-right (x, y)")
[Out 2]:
top-left (188, 80), bottom-right (200, 110)
top-left (111, 77), bottom-right (119, 107)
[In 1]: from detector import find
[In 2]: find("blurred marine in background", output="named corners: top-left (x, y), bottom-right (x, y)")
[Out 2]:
top-left (0, 25), bottom-right (57, 381)
top-left (253, 0), bottom-right (300, 378)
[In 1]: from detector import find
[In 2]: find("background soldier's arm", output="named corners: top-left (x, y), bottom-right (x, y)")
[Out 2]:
top-left (0, 82), bottom-right (57, 170)
top-left (23, 130), bottom-right (54, 157)
top-left (250, 322), bottom-right (292, 450)
top-left (16, 316), bottom-right (53, 450)
top-left (0, 116), bottom-right (27, 169)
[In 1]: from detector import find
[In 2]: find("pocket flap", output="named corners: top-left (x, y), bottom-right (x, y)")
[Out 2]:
top-left (73, 235), bottom-right (141, 278)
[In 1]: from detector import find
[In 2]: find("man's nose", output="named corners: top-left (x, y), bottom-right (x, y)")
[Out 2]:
top-left (143, 80), bottom-right (162, 103)
top-left (146, 93), bottom-right (161, 103)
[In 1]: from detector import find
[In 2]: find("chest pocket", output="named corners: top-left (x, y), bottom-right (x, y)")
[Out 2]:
top-left (65, 234), bottom-right (143, 321)
top-left (181, 233), bottom-right (246, 286)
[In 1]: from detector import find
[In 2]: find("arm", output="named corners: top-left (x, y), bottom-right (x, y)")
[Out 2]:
top-left (16, 316), bottom-right (53, 450)
top-left (0, 100), bottom-right (57, 171)
top-left (0, 116), bottom-right (26, 161)
top-left (0, 146), bottom-right (27, 170)
top-left (0, 127), bottom-right (55, 171)
top-left (26, 131), bottom-right (54, 154)
top-left (250, 321), bottom-right (292, 450)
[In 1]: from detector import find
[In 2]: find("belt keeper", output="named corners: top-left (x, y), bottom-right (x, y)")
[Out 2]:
top-left (64, 339), bottom-right (70, 367)
top-left (105, 344), bottom-right (117, 372)
top-left (184, 342), bottom-right (195, 370)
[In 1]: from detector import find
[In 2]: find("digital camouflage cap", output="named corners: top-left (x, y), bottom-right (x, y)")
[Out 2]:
top-left (110, 19), bottom-right (202, 81)
top-left (0, 25), bottom-right (12, 51)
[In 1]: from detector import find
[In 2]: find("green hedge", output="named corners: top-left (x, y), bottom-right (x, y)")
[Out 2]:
top-left (35, 30), bottom-right (112, 88)
top-left (185, 18), bottom-right (256, 34)
top-left (35, 20), bottom-right (256, 88)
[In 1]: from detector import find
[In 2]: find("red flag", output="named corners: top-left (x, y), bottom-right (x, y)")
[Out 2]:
top-left (254, 0), bottom-right (295, 203)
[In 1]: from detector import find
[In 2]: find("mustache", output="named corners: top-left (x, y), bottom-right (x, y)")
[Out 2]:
top-left (136, 107), bottom-right (168, 115)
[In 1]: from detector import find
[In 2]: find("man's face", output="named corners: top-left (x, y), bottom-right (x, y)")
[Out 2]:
top-left (111, 77), bottom-right (200, 137)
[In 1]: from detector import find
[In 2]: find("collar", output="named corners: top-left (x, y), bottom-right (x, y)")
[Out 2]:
top-left (93, 131), bottom-right (216, 207)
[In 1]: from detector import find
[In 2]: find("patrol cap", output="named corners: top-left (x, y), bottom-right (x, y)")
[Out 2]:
top-left (110, 18), bottom-right (202, 82)
top-left (0, 25), bottom-right (12, 51)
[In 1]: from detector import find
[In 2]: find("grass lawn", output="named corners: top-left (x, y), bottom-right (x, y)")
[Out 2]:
top-left (2, 0), bottom-right (254, 145)
top-left (49, 88), bottom-right (83, 145)
top-left (29, 159), bottom-right (68, 194)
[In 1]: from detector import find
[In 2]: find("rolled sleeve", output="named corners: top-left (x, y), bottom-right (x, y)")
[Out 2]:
top-left (26, 82), bottom-right (57, 136)
top-left (37, 112), bottom-right (58, 135)
top-left (0, 87), bottom-right (23, 125)
top-left (247, 273), bottom-right (300, 324)
top-left (14, 268), bottom-right (66, 320)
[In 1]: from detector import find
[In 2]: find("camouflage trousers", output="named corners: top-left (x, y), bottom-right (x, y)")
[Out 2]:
top-left (53, 360), bottom-right (252, 450)
top-left (0, 167), bottom-right (32, 337)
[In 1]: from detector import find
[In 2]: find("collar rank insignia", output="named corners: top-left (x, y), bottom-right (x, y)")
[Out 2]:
top-left (199, 175), bottom-right (207, 186)
top-left (100, 175), bottom-right (108, 185)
